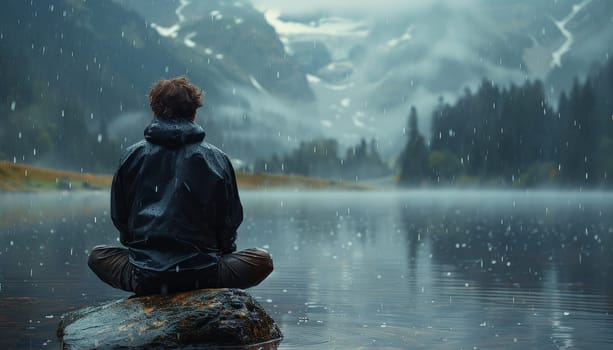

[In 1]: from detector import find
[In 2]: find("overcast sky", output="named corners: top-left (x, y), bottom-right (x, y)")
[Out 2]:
top-left (248, 0), bottom-right (479, 16)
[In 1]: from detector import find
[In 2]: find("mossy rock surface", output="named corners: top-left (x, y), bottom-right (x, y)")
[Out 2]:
top-left (57, 288), bottom-right (282, 349)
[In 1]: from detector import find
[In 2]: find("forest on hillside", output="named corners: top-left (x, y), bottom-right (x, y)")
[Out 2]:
top-left (0, 0), bottom-right (313, 172)
top-left (257, 57), bottom-right (613, 188)
top-left (2, 2), bottom-right (613, 188)
top-left (397, 56), bottom-right (613, 188)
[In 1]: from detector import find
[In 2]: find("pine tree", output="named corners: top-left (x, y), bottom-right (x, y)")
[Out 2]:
top-left (398, 106), bottom-right (429, 185)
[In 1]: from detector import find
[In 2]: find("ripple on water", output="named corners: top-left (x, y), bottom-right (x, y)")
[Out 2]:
top-left (2, 191), bottom-right (613, 349)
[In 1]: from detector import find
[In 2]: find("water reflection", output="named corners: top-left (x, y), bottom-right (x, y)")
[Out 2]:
top-left (393, 191), bottom-right (613, 349)
top-left (242, 191), bottom-right (613, 349)
top-left (398, 191), bottom-right (613, 296)
top-left (0, 191), bottom-right (612, 349)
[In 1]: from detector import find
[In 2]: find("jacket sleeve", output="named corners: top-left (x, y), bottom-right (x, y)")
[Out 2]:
top-left (111, 170), bottom-right (130, 245)
top-left (216, 157), bottom-right (243, 254)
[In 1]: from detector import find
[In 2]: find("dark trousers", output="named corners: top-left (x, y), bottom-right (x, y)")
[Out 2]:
top-left (88, 245), bottom-right (273, 296)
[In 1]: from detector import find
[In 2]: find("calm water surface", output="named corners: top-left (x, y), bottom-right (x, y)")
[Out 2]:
top-left (0, 191), bottom-right (612, 349)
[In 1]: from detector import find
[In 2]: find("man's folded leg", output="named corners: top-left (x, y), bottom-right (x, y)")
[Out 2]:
top-left (217, 248), bottom-right (274, 289)
top-left (87, 245), bottom-right (138, 293)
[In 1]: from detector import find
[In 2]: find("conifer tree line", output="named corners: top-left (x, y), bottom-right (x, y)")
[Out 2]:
top-left (258, 57), bottom-right (613, 188)
top-left (254, 138), bottom-right (389, 181)
top-left (399, 57), bottom-right (613, 188)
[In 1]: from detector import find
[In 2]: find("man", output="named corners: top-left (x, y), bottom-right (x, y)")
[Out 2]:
top-left (88, 77), bottom-right (273, 296)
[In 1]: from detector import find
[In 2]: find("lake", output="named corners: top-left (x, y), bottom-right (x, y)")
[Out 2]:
top-left (1, 190), bottom-right (612, 349)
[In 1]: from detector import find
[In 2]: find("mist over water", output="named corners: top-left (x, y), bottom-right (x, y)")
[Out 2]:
top-left (1, 191), bottom-right (612, 349)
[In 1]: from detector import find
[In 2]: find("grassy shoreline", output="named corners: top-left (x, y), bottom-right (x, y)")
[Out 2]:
top-left (0, 161), bottom-right (112, 192)
top-left (0, 161), bottom-right (370, 192)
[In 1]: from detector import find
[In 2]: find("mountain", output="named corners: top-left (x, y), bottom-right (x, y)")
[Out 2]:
top-left (1, 0), bottom-right (611, 173)
top-left (0, 0), bottom-right (315, 171)
top-left (114, 0), bottom-right (313, 102)
top-left (262, 0), bottom-right (613, 156)
top-left (112, 0), bottom-right (324, 164)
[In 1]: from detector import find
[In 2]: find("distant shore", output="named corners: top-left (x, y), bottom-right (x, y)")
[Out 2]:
top-left (0, 161), bottom-right (371, 192)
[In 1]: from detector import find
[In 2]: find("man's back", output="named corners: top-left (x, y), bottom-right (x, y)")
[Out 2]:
top-left (88, 76), bottom-right (272, 296)
top-left (111, 117), bottom-right (243, 272)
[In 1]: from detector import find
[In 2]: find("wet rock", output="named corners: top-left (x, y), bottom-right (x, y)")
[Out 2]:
top-left (57, 288), bottom-right (282, 349)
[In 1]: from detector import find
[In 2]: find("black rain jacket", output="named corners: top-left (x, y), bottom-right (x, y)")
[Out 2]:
top-left (111, 117), bottom-right (243, 272)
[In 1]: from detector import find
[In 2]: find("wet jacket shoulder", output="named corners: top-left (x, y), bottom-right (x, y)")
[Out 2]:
top-left (110, 117), bottom-right (243, 271)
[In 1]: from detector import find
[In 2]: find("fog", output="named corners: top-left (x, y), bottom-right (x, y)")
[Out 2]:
top-left (1, 0), bottom-right (612, 184)
top-left (250, 0), bottom-right (481, 16)
top-left (251, 0), bottom-right (611, 148)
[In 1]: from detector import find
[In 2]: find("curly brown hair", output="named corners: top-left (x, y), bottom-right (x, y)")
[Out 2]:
top-left (149, 77), bottom-right (203, 120)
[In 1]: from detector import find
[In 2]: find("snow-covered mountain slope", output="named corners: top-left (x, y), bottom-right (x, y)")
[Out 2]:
top-left (112, 0), bottom-right (321, 162)
top-left (258, 0), bottom-right (613, 154)
top-left (4, 0), bottom-right (609, 169)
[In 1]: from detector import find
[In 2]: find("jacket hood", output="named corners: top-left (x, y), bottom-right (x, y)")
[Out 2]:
top-left (144, 117), bottom-right (205, 148)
